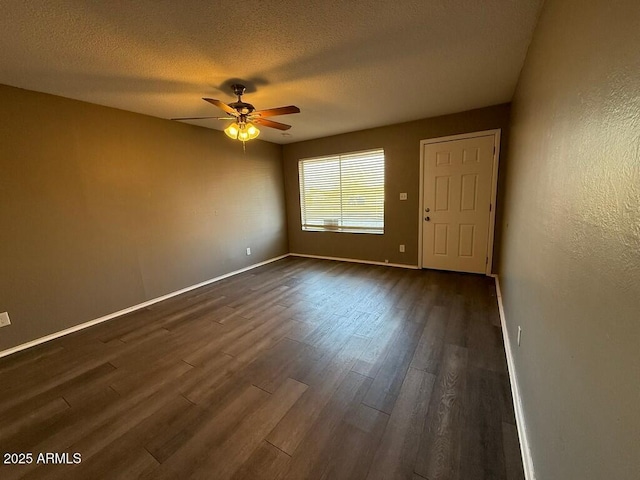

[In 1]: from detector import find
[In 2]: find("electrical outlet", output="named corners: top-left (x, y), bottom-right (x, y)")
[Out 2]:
top-left (0, 312), bottom-right (11, 328)
top-left (399, 244), bottom-right (405, 253)
top-left (399, 192), bottom-right (408, 200)
top-left (246, 247), bottom-right (251, 256)
top-left (517, 326), bottom-right (522, 346)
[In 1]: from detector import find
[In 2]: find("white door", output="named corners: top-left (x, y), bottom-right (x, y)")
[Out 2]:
top-left (421, 134), bottom-right (496, 274)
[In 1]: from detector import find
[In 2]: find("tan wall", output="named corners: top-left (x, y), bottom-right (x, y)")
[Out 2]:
top-left (283, 105), bottom-right (510, 268)
top-left (0, 84), bottom-right (287, 352)
top-left (498, 0), bottom-right (640, 478)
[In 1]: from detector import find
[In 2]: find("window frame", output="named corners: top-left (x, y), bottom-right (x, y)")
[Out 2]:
top-left (298, 148), bottom-right (385, 235)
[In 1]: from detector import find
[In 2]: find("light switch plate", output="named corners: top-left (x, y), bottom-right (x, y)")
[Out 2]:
top-left (399, 193), bottom-right (408, 200)
top-left (0, 312), bottom-right (11, 328)
top-left (246, 247), bottom-right (251, 256)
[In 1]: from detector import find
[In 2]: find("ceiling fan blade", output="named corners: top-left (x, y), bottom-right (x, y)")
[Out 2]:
top-left (203, 98), bottom-right (238, 116)
top-left (171, 116), bottom-right (229, 121)
top-left (253, 118), bottom-right (292, 130)
top-left (252, 105), bottom-right (300, 118)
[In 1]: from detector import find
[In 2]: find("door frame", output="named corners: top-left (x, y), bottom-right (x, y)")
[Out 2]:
top-left (418, 129), bottom-right (501, 275)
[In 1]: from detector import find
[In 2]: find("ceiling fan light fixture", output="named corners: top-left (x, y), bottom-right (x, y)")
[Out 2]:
top-left (225, 121), bottom-right (260, 141)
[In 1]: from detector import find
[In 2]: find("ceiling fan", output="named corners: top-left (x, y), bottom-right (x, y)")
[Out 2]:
top-left (172, 84), bottom-right (300, 142)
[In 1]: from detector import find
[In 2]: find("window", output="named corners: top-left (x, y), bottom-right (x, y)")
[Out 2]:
top-left (298, 148), bottom-right (385, 234)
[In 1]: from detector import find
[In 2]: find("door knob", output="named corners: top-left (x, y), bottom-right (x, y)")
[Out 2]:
top-left (425, 216), bottom-right (430, 221)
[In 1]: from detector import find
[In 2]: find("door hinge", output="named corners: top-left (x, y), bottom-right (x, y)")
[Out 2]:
top-left (486, 257), bottom-right (489, 265)
top-left (489, 203), bottom-right (492, 212)
top-left (493, 146), bottom-right (496, 155)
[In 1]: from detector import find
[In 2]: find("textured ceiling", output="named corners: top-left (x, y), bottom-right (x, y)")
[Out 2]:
top-left (0, 0), bottom-right (543, 144)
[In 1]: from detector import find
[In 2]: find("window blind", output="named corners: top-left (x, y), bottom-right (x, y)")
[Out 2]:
top-left (298, 148), bottom-right (385, 234)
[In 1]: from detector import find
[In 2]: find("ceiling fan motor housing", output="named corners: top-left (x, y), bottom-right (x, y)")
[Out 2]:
top-left (229, 101), bottom-right (255, 114)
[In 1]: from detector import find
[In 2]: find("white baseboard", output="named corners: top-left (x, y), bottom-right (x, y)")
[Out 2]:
top-left (290, 253), bottom-right (419, 270)
top-left (493, 274), bottom-right (536, 480)
top-left (0, 254), bottom-right (289, 359)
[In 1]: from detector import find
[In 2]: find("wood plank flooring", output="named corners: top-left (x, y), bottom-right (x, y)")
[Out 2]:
top-left (0, 257), bottom-right (524, 480)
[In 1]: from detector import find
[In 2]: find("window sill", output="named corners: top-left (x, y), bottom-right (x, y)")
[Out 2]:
top-left (302, 227), bottom-right (384, 235)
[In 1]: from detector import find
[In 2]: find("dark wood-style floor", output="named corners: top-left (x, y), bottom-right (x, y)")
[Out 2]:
top-left (0, 257), bottom-right (524, 480)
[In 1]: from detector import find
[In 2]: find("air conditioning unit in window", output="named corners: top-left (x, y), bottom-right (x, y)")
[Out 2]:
top-left (323, 219), bottom-right (339, 230)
